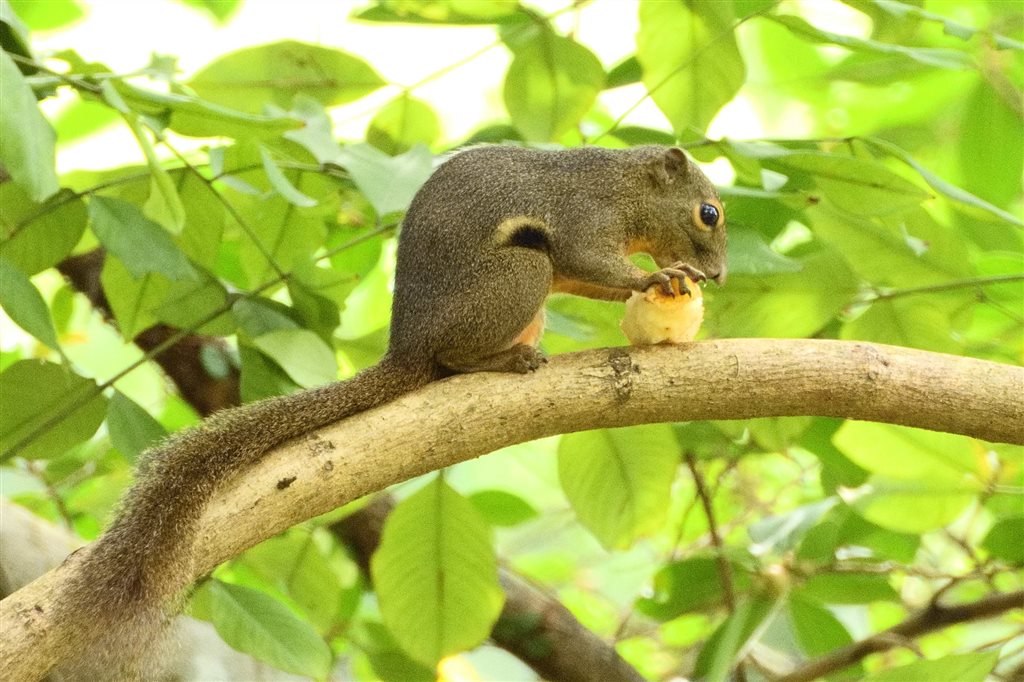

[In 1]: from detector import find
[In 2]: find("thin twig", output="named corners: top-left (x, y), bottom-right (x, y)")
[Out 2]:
top-left (686, 453), bottom-right (746, 682)
top-left (159, 137), bottom-right (287, 279)
top-left (777, 590), bottom-right (1024, 682)
top-left (866, 274), bottom-right (1024, 302)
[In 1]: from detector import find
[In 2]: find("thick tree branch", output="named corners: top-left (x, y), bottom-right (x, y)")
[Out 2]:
top-left (334, 496), bottom-right (643, 682)
top-left (55, 248), bottom-right (635, 681)
top-left (2, 340), bottom-right (1022, 679)
top-left (777, 589), bottom-right (1024, 682)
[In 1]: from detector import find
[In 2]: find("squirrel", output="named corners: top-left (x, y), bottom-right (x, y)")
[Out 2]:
top-left (50, 144), bottom-right (727, 680)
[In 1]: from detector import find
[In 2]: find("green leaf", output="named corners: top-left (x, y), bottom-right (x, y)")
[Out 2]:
top-left (605, 55), bottom-right (641, 89)
top-left (116, 110), bottom-right (187, 235)
top-left (468, 490), bottom-right (538, 527)
top-left (771, 152), bottom-right (930, 216)
top-left (371, 477), bottom-right (504, 667)
top-left (205, 580), bottom-right (332, 679)
top-left (842, 297), bottom-right (959, 354)
top-left (106, 391), bottom-right (167, 462)
top-left (177, 0), bottom-right (241, 23)
top-left (982, 516), bottom-right (1024, 563)
top-left (832, 422), bottom-right (980, 484)
top-left (959, 82), bottom-right (1023, 209)
top-left (350, 621), bottom-right (434, 682)
top-left (336, 143), bottom-right (433, 217)
top-left (252, 328), bottom-right (337, 389)
top-left (8, 0), bottom-right (83, 32)
top-left (0, 257), bottom-right (59, 350)
top-left (113, 80), bottom-right (303, 140)
top-left (864, 137), bottom-right (1024, 228)
top-left (353, 0), bottom-right (521, 24)
top-left (288, 277), bottom-right (343, 340)
top-left (367, 94), bottom-right (441, 155)
top-left (859, 651), bottom-right (998, 682)
top-left (727, 226), bottom-right (802, 275)
top-left (866, 0), bottom-right (1023, 51)
top-left (769, 14), bottom-right (973, 71)
top-left (0, 0), bottom-right (33, 66)
top-left (809, 205), bottom-right (970, 287)
top-left (694, 596), bottom-right (776, 681)
top-left (704, 249), bottom-right (856, 338)
top-left (503, 31), bottom-right (604, 141)
top-left (283, 95), bottom-right (343, 164)
top-left (259, 146), bottom-right (317, 207)
top-left (558, 424), bottom-right (680, 550)
top-left (637, 0), bottom-right (745, 135)
top-left (51, 99), bottom-right (119, 146)
top-left (0, 50), bottom-right (59, 201)
top-left (842, 476), bottom-right (977, 533)
top-left (233, 297), bottom-right (299, 338)
top-left (236, 194), bottom-right (326, 288)
top-left (188, 40), bottom-right (385, 114)
top-left (636, 555), bottom-right (752, 620)
top-left (237, 531), bottom-right (361, 633)
top-left (239, 343), bottom-right (298, 402)
top-left (787, 593), bottom-right (855, 657)
top-left (543, 296), bottom-right (625, 353)
top-left (749, 498), bottom-right (838, 555)
top-left (88, 196), bottom-right (197, 281)
top-left (154, 277), bottom-right (234, 336)
top-left (0, 187), bottom-right (87, 275)
top-left (0, 360), bottom-right (107, 461)
top-left (608, 125), bottom-right (676, 147)
top-left (100, 256), bottom-right (169, 339)
top-left (0, 0), bottom-right (32, 62)
top-left (177, 172), bottom-right (225, 269)
top-left (795, 573), bottom-right (898, 604)
top-left (795, 506), bottom-right (920, 564)
top-left (800, 418), bottom-right (869, 492)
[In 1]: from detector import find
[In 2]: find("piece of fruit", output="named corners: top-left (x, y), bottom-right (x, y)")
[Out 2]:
top-left (620, 275), bottom-right (704, 345)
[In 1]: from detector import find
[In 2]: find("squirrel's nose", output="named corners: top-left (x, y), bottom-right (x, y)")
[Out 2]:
top-left (711, 266), bottom-right (727, 285)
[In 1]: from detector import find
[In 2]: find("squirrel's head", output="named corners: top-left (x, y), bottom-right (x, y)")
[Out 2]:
top-left (642, 147), bottom-right (728, 285)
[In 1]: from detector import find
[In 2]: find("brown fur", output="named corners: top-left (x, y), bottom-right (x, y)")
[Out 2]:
top-left (53, 145), bottom-right (726, 679)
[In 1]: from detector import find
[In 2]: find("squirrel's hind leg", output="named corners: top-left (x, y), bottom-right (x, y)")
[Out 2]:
top-left (434, 248), bottom-right (551, 375)
top-left (439, 343), bottom-right (546, 374)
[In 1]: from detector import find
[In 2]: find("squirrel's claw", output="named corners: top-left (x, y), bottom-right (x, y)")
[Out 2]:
top-left (668, 261), bottom-right (707, 283)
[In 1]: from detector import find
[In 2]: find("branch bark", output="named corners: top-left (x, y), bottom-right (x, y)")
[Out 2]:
top-left (777, 589), bottom-right (1024, 682)
top-left (55, 248), bottom-right (637, 681)
top-left (2, 340), bottom-right (1022, 679)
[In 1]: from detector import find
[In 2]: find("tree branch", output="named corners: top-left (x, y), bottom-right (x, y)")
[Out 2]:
top-left (56, 248), bottom-right (636, 681)
top-left (2, 340), bottom-right (1021, 679)
top-left (777, 589), bottom-right (1024, 682)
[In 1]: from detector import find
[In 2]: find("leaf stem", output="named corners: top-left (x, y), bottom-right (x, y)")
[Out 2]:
top-left (866, 274), bottom-right (1024, 302)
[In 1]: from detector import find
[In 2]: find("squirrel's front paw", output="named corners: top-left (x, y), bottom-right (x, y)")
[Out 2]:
top-left (641, 263), bottom-right (706, 296)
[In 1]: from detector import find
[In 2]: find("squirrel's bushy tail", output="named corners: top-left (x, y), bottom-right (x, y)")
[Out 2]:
top-left (53, 355), bottom-right (434, 681)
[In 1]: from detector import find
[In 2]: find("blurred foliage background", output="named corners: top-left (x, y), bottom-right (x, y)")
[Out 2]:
top-left (0, 0), bottom-right (1022, 680)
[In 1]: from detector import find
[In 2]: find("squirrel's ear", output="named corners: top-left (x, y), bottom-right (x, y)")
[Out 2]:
top-left (664, 147), bottom-right (689, 176)
top-left (649, 147), bottom-right (689, 186)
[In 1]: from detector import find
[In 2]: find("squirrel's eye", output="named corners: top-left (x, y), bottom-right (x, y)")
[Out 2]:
top-left (699, 203), bottom-right (719, 228)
